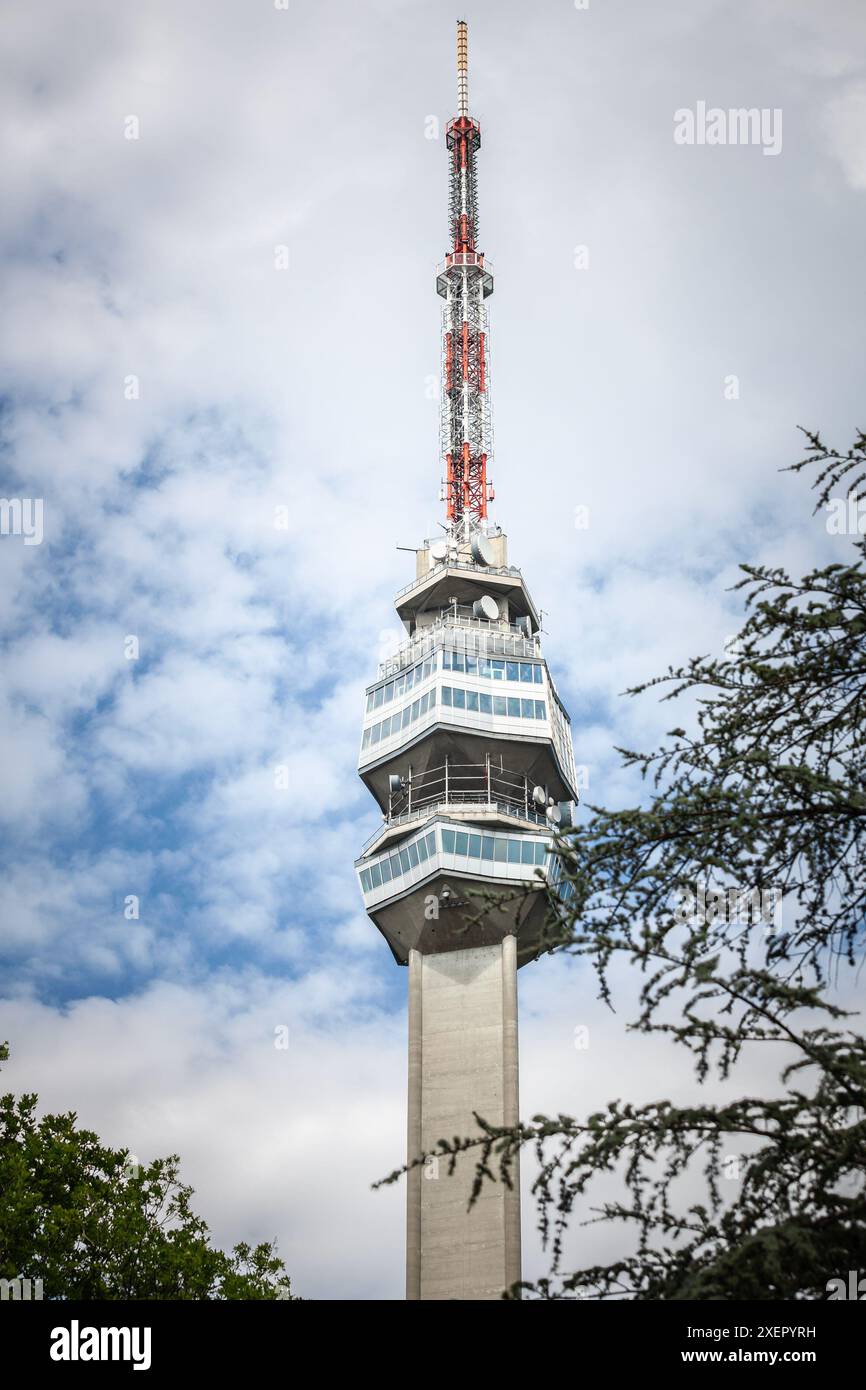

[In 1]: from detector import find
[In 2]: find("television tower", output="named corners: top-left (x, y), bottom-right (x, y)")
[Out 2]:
top-left (356, 20), bottom-right (577, 1301)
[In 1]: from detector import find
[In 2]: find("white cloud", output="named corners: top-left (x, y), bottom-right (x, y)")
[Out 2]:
top-left (824, 82), bottom-right (866, 190)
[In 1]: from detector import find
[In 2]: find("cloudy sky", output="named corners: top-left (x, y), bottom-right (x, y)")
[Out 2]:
top-left (1, 0), bottom-right (864, 1298)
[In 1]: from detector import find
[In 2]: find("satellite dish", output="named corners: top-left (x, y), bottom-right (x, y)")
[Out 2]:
top-left (473, 595), bottom-right (499, 622)
top-left (388, 775), bottom-right (404, 796)
top-left (532, 785), bottom-right (547, 808)
top-left (546, 803), bottom-right (562, 826)
top-left (430, 540), bottom-right (447, 562)
top-left (470, 532), bottom-right (495, 567)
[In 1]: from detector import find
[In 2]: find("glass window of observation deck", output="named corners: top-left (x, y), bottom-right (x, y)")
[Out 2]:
top-left (440, 829), bottom-right (547, 866)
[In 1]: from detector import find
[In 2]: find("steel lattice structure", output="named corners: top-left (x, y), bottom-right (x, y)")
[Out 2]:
top-left (437, 19), bottom-right (494, 532)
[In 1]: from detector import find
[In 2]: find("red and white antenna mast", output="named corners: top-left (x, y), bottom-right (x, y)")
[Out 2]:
top-left (437, 19), bottom-right (495, 537)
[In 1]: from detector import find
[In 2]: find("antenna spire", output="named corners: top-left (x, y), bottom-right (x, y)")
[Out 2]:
top-left (436, 21), bottom-right (495, 534)
top-left (456, 19), bottom-right (469, 117)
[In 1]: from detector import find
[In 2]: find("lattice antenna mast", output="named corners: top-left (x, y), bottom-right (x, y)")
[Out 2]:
top-left (437, 19), bottom-right (495, 537)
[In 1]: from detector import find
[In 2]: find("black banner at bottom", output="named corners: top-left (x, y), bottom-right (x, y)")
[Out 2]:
top-left (4, 1296), bottom-right (860, 1374)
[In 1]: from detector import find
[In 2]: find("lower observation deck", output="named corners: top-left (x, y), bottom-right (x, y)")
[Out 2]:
top-left (355, 813), bottom-right (570, 966)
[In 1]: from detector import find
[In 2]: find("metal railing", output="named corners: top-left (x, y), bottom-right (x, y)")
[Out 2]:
top-left (377, 614), bottom-right (541, 680)
top-left (436, 251), bottom-right (494, 275)
top-left (359, 796), bottom-right (545, 857)
top-left (393, 559), bottom-right (523, 604)
top-left (360, 757), bottom-right (549, 856)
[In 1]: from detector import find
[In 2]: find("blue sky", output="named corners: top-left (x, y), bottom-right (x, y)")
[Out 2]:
top-left (1, 0), bottom-right (864, 1298)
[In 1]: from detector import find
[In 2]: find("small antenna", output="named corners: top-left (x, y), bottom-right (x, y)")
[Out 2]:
top-left (457, 19), bottom-right (469, 117)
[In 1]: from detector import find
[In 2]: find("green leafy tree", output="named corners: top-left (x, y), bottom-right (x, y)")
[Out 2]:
top-left (0, 1043), bottom-right (295, 1300)
top-left (379, 428), bottom-right (866, 1300)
